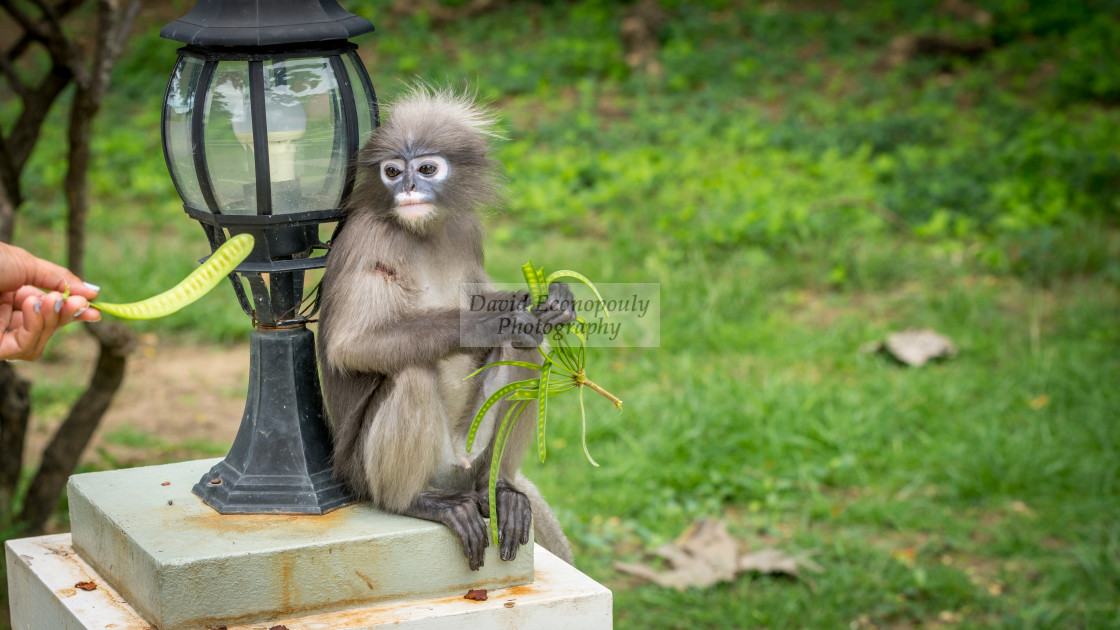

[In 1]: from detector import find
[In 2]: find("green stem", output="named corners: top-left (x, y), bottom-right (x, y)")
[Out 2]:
top-left (575, 372), bottom-right (623, 409)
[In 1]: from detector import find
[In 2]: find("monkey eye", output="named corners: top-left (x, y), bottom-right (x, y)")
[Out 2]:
top-left (384, 165), bottom-right (402, 178)
top-left (417, 163), bottom-right (438, 176)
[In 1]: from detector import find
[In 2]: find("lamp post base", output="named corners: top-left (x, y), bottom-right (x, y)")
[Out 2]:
top-left (193, 326), bottom-right (352, 514)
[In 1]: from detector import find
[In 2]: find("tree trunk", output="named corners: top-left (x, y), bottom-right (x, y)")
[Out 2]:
top-left (0, 0), bottom-right (141, 535)
top-left (18, 321), bottom-right (134, 534)
top-left (0, 363), bottom-right (31, 532)
top-left (65, 85), bottom-right (94, 277)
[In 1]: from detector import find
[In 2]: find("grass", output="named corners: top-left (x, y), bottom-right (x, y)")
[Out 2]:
top-left (508, 232), bottom-right (1120, 629)
top-left (4, 0), bottom-right (1120, 628)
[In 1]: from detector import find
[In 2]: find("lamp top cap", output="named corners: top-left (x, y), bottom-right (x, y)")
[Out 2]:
top-left (161, 0), bottom-right (374, 47)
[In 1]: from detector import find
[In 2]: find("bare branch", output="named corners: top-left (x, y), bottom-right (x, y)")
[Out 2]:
top-left (28, 0), bottom-right (89, 85)
top-left (0, 49), bottom-right (29, 98)
top-left (67, 0), bottom-right (140, 276)
top-left (6, 0), bottom-right (86, 62)
top-left (91, 0), bottom-right (140, 99)
top-left (112, 0), bottom-right (141, 55)
top-left (1, 0), bottom-right (51, 45)
top-left (0, 148), bottom-right (19, 242)
top-left (7, 67), bottom-right (73, 177)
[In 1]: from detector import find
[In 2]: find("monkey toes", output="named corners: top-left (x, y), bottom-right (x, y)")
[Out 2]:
top-left (494, 481), bottom-right (533, 562)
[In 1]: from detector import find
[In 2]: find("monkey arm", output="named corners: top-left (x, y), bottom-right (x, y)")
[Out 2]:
top-left (322, 301), bottom-right (547, 376)
top-left (323, 305), bottom-right (467, 375)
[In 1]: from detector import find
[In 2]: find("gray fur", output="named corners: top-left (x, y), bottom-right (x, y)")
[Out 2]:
top-left (319, 84), bottom-right (574, 570)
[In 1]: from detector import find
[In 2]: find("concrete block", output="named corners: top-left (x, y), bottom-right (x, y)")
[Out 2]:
top-left (66, 459), bottom-right (534, 629)
top-left (6, 535), bottom-right (612, 630)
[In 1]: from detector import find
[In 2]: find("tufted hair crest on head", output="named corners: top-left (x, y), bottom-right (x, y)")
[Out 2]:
top-left (348, 80), bottom-right (507, 224)
top-left (360, 81), bottom-right (505, 165)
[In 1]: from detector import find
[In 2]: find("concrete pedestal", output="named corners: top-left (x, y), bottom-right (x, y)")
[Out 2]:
top-left (6, 535), bottom-right (612, 629)
top-left (4, 459), bottom-right (611, 629)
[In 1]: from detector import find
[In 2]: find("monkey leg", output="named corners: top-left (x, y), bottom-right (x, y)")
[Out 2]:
top-left (402, 489), bottom-right (490, 571)
top-left (360, 364), bottom-right (492, 570)
top-left (464, 346), bottom-right (541, 562)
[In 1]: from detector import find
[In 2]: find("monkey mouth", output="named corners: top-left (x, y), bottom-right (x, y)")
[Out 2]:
top-left (396, 200), bottom-right (435, 221)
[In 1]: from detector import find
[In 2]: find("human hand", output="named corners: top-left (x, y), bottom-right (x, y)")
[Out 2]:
top-left (0, 243), bottom-right (101, 361)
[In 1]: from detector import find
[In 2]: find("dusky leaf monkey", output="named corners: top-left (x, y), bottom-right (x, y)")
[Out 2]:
top-left (318, 84), bottom-right (575, 571)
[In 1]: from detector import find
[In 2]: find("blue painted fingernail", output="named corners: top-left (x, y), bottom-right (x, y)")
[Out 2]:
top-left (54, 299), bottom-right (63, 313)
top-left (83, 282), bottom-right (100, 292)
top-left (74, 307), bottom-right (88, 319)
top-left (34, 298), bottom-right (42, 313)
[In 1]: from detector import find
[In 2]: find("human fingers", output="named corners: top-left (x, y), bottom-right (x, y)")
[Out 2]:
top-left (0, 243), bottom-right (98, 299)
top-left (61, 295), bottom-right (99, 323)
top-left (27, 291), bottom-right (64, 360)
top-left (0, 292), bottom-right (49, 360)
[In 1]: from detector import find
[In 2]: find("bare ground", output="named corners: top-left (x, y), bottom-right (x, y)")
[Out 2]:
top-left (13, 330), bottom-right (249, 468)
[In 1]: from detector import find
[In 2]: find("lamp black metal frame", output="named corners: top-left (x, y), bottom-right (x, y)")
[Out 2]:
top-left (160, 0), bottom-right (377, 514)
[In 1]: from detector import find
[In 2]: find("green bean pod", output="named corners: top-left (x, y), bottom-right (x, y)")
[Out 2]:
top-left (93, 233), bottom-right (255, 320)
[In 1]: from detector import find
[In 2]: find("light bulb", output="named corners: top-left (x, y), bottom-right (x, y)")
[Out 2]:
top-left (232, 98), bottom-right (307, 183)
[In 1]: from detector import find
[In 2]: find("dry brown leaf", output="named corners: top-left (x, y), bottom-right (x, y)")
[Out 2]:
top-left (615, 519), bottom-right (823, 590)
top-left (75, 581), bottom-right (97, 591)
top-left (880, 329), bottom-right (957, 366)
top-left (739, 548), bottom-right (823, 577)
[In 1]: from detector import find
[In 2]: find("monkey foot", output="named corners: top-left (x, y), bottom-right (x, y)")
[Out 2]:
top-left (494, 480), bottom-right (533, 562)
top-left (405, 490), bottom-right (489, 571)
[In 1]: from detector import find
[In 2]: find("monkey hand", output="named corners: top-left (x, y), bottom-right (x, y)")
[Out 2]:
top-left (479, 480), bottom-right (533, 562)
top-left (532, 281), bottom-right (577, 326)
top-left (462, 290), bottom-right (544, 349)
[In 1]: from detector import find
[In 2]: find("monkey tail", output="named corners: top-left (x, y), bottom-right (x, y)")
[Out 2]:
top-left (515, 472), bottom-right (575, 566)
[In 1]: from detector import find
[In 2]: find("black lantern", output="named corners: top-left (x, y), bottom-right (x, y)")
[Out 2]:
top-left (159, 0), bottom-right (378, 514)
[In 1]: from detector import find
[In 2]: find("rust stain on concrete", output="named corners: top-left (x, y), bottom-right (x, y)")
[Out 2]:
top-left (176, 506), bottom-right (355, 536)
top-left (355, 570), bottom-right (375, 590)
top-left (281, 560), bottom-right (294, 611)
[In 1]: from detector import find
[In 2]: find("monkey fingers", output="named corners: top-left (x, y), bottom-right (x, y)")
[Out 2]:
top-left (534, 282), bottom-right (577, 326)
top-left (494, 481), bottom-right (533, 562)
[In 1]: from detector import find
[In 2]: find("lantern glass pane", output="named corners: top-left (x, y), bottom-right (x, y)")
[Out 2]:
top-left (264, 57), bottom-right (346, 214)
top-left (343, 51), bottom-right (375, 145)
top-left (204, 61), bottom-right (257, 215)
top-left (163, 56), bottom-right (207, 211)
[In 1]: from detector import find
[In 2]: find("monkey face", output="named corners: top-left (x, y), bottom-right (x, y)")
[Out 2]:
top-left (379, 154), bottom-right (450, 229)
top-left (354, 85), bottom-right (504, 230)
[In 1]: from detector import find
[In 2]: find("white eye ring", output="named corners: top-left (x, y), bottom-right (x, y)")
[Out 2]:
top-left (413, 155), bottom-right (449, 182)
top-left (381, 159), bottom-right (406, 184)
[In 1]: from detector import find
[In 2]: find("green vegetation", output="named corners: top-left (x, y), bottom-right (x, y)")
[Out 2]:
top-left (6, 0), bottom-right (1119, 628)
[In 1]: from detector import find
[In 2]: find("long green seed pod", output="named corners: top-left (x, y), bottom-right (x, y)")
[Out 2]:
top-left (537, 361), bottom-right (552, 463)
top-left (93, 233), bottom-right (254, 320)
top-left (465, 378), bottom-right (539, 454)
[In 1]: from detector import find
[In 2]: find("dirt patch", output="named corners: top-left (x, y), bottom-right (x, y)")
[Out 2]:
top-left (14, 331), bottom-right (249, 467)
